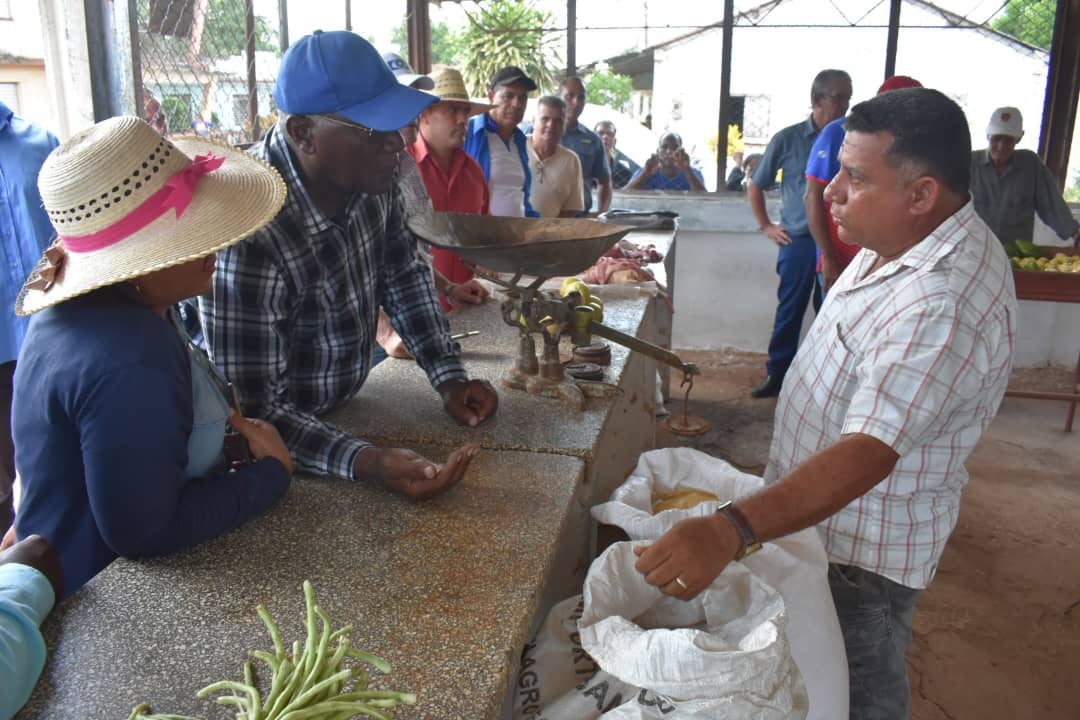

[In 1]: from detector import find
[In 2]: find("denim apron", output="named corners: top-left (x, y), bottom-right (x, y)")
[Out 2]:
top-left (172, 312), bottom-right (230, 479)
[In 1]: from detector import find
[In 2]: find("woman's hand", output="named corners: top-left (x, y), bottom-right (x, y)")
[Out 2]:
top-left (228, 410), bottom-right (294, 475)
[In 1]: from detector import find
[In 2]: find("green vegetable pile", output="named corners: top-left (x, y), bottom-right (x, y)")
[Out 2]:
top-left (128, 581), bottom-right (415, 720)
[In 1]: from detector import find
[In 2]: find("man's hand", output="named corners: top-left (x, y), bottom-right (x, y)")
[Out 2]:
top-left (354, 444), bottom-right (478, 500)
top-left (1072, 228), bottom-right (1080, 248)
top-left (450, 279), bottom-right (489, 306)
top-left (633, 513), bottom-right (741, 599)
top-left (376, 311), bottom-right (412, 359)
top-left (674, 148), bottom-right (693, 171)
top-left (0, 534), bottom-right (63, 600)
top-left (437, 378), bottom-right (498, 427)
top-left (762, 223), bottom-right (792, 246)
top-left (642, 154), bottom-right (660, 176)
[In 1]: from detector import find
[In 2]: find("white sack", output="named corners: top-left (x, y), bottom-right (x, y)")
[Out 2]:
top-left (590, 447), bottom-right (849, 720)
top-left (512, 542), bottom-right (807, 720)
top-left (579, 543), bottom-right (807, 719)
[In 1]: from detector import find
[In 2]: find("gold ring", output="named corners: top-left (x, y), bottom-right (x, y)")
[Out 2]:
top-left (674, 577), bottom-right (688, 590)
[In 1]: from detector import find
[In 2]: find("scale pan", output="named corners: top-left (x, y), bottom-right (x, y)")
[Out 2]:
top-left (407, 212), bottom-right (635, 278)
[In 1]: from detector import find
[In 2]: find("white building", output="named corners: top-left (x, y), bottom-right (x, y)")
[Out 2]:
top-left (644, 0), bottom-right (1076, 194)
top-left (0, 0), bottom-right (50, 123)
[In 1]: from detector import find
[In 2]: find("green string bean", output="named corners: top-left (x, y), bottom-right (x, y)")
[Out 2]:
top-left (128, 580), bottom-right (415, 720)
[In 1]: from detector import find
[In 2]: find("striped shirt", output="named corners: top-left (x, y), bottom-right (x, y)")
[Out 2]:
top-left (764, 201), bottom-right (1016, 588)
top-left (198, 126), bottom-right (465, 480)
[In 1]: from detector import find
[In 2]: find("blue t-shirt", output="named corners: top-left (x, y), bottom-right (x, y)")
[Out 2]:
top-left (805, 116), bottom-right (846, 184)
top-left (750, 116), bottom-right (823, 237)
top-left (561, 123), bottom-right (611, 211)
top-left (627, 167), bottom-right (705, 191)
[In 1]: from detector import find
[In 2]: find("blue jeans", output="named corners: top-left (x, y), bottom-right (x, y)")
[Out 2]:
top-left (828, 563), bottom-right (921, 720)
top-left (766, 232), bottom-right (821, 378)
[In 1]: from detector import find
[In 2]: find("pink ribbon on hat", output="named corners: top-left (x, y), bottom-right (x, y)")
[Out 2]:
top-left (61, 152), bottom-right (226, 253)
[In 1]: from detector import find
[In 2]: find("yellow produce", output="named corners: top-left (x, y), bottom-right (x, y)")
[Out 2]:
top-left (1009, 253), bottom-right (1080, 273)
top-left (651, 488), bottom-right (720, 514)
top-left (559, 277), bottom-right (591, 304)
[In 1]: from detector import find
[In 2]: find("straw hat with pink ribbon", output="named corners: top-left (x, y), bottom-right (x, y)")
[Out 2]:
top-left (16, 115), bottom-right (286, 315)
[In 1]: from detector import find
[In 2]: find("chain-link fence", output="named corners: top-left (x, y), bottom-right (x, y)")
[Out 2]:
top-left (136, 0), bottom-right (282, 144)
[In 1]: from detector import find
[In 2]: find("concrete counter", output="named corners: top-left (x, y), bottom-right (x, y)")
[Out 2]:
top-left (328, 289), bottom-right (663, 606)
top-left (19, 291), bottom-right (667, 720)
top-left (18, 449), bottom-right (584, 720)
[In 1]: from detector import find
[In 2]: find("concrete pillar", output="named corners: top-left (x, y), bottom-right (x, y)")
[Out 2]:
top-left (37, 0), bottom-right (94, 139)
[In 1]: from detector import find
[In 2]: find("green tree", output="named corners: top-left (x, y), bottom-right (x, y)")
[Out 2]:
top-left (584, 68), bottom-right (633, 112)
top-left (201, 0), bottom-right (276, 58)
top-left (991, 0), bottom-right (1056, 50)
top-left (459, 0), bottom-right (561, 97)
top-left (390, 19), bottom-right (465, 67)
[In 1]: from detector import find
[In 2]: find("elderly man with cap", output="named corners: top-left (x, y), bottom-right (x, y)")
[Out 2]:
top-left (464, 65), bottom-right (538, 218)
top-left (804, 75), bottom-right (922, 295)
top-left (970, 106), bottom-right (1080, 248)
top-left (197, 31), bottom-right (498, 499)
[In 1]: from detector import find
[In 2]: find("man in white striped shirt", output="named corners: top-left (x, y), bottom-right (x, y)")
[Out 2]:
top-left (634, 88), bottom-right (1016, 719)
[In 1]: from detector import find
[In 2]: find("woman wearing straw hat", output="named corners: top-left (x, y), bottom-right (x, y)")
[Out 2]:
top-left (6, 116), bottom-right (294, 598)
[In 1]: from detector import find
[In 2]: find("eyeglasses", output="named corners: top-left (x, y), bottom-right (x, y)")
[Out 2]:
top-left (315, 114), bottom-right (405, 148)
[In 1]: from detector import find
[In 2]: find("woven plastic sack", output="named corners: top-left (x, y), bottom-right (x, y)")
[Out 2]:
top-left (590, 447), bottom-right (848, 720)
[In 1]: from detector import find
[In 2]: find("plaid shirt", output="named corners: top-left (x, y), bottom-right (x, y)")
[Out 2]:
top-left (764, 201), bottom-right (1016, 588)
top-left (198, 126), bottom-right (465, 480)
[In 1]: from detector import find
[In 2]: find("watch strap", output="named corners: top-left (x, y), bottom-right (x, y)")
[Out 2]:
top-left (716, 501), bottom-right (763, 560)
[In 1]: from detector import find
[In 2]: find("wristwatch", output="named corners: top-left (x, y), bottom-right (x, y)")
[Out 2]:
top-left (716, 501), bottom-right (763, 560)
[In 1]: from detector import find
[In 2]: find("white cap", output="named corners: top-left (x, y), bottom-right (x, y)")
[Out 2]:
top-left (987, 106), bottom-right (1023, 139)
top-left (381, 51), bottom-right (434, 91)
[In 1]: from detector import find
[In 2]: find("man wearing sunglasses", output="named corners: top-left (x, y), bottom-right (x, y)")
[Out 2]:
top-left (196, 30), bottom-right (498, 499)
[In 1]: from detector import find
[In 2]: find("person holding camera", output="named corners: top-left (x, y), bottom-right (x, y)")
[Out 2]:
top-left (7, 115), bottom-right (293, 598)
top-left (624, 132), bottom-right (706, 192)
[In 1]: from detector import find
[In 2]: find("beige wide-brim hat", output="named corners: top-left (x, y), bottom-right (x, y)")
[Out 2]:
top-left (16, 115), bottom-right (286, 315)
top-left (428, 67), bottom-right (493, 116)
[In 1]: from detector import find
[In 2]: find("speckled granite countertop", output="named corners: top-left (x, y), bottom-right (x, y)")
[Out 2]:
top-left (327, 287), bottom-right (658, 459)
top-left (17, 449), bottom-right (583, 720)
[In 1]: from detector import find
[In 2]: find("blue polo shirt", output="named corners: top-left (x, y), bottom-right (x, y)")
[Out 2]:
top-left (0, 102), bottom-right (59, 364)
top-left (561, 122), bottom-right (610, 212)
top-left (805, 117), bottom-right (845, 184)
top-left (750, 116), bottom-right (822, 237)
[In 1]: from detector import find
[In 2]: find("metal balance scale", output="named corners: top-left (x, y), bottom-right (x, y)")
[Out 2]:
top-left (407, 212), bottom-right (709, 436)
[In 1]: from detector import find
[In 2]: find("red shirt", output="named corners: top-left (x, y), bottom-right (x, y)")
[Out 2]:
top-left (406, 134), bottom-right (490, 303)
top-left (807, 176), bottom-right (861, 273)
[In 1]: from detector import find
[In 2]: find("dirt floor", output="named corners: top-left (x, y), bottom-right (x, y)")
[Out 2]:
top-left (655, 349), bottom-right (1080, 720)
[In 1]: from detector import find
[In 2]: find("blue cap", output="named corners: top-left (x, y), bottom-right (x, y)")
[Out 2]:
top-left (274, 30), bottom-right (436, 132)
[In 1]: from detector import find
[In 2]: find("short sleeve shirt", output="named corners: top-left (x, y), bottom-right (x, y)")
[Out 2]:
top-left (751, 116), bottom-right (822, 237)
top-left (561, 123), bottom-right (610, 212)
top-left (764, 202), bottom-right (1016, 588)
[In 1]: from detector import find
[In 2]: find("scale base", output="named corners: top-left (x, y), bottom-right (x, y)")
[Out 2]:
top-left (502, 367), bottom-right (619, 412)
top-left (662, 414), bottom-right (711, 437)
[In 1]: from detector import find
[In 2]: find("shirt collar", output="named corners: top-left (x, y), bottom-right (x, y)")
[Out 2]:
top-left (844, 200), bottom-right (978, 289)
top-left (803, 116), bottom-right (819, 137)
top-left (410, 131), bottom-right (434, 164)
top-left (267, 125), bottom-right (340, 236)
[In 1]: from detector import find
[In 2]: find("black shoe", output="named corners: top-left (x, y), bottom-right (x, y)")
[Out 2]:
top-left (751, 375), bottom-right (783, 399)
